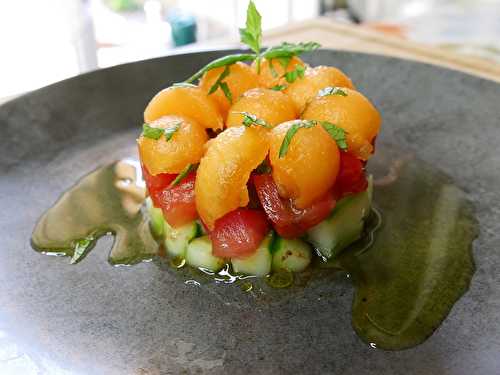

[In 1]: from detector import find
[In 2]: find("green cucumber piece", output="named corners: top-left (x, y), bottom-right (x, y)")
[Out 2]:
top-left (146, 197), bottom-right (165, 238)
top-left (272, 237), bottom-right (312, 272)
top-left (164, 220), bottom-right (198, 258)
top-left (306, 176), bottom-right (373, 259)
top-left (231, 232), bottom-right (273, 277)
top-left (185, 236), bottom-right (225, 272)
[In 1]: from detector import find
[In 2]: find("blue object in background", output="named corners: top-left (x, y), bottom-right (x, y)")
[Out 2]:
top-left (167, 10), bottom-right (197, 47)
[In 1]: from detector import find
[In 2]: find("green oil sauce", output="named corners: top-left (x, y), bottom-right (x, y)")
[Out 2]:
top-left (31, 160), bottom-right (158, 265)
top-left (338, 156), bottom-right (478, 350)
top-left (30, 154), bottom-right (478, 350)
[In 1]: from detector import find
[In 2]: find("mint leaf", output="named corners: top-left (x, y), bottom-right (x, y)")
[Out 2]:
top-left (219, 82), bottom-right (232, 103)
top-left (277, 56), bottom-right (292, 69)
top-left (279, 123), bottom-right (300, 158)
top-left (71, 235), bottom-right (95, 264)
top-left (207, 82), bottom-right (219, 95)
top-left (284, 70), bottom-right (297, 84)
top-left (269, 59), bottom-right (279, 78)
top-left (233, 111), bottom-right (272, 128)
top-left (142, 123), bottom-right (164, 140)
top-left (279, 120), bottom-right (315, 158)
top-left (163, 123), bottom-right (181, 141)
top-left (262, 41), bottom-right (321, 60)
top-left (142, 122), bottom-right (180, 141)
top-left (283, 64), bottom-right (305, 83)
top-left (239, 0), bottom-right (262, 55)
top-left (320, 121), bottom-right (348, 150)
top-left (318, 86), bottom-right (348, 98)
top-left (271, 84), bottom-right (287, 91)
top-left (169, 164), bottom-right (197, 187)
top-left (208, 65), bottom-right (233, 102)
top-left (185, 53), bottom-right (255, 83)
top-left (278, 120), bottom-right (347, 157)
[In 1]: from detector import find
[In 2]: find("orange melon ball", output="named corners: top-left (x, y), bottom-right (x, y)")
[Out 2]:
top-left (226, 88), bottom-right (297, 128)
top-left (302, 88), bottom-right (381, 160)
top-left (195, 126), bottom-right (269, 229)
top-left (199, 62), bottom-right (260, 117)
top-left (269, 120), bottom-right (340, 209)
top-left (144, 85), bottom-right (223, 130)
top-left (285, 66), bottom-right (355, 113)
top-left (252, 56), bottom-right (306, 89)
top-left (137, 115), bottom-right (208, 175)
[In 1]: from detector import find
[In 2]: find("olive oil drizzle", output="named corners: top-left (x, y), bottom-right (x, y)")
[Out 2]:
top-left (31, 160), bottom-right (158, 265)
top-left (31, 155), bottom-right (477, 350)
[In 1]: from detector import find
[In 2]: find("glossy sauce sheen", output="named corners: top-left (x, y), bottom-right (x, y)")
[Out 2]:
top-left (31, 160), bottom-right (157, 265)
top-left (31, 155), bottom-right (478, 350)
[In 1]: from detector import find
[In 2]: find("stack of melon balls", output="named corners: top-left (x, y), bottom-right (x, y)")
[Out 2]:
top-left (138, 54), bottom-right (381, 277)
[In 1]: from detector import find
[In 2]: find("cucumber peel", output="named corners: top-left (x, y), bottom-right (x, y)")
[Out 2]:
top-left (145, 197), bottom-right (165, 238)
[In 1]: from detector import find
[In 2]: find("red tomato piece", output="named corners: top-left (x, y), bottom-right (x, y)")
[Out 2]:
top-left (335, 152), bottom-right (368, 198)
top-left (211, 208), bottom-right (270, 258)
top-left (142, 165), bottom-right (198, 227)
top-left (252, 174), bottom-right (335, 238)
top-left (154, 172), bottom-right (198, 227)
top-left (141, 164), bottom-right (176, 206)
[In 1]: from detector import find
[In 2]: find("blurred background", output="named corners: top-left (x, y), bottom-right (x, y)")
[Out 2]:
top-left (1, 0), bottom-right (499, 101)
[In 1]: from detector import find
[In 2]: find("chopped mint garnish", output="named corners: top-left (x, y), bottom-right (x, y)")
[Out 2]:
top-left (142, 123), bottom-right (164, 140)
top-left (219, 82), bottom-right (232, 103)
top-left (169, 164), bottom-right (197, 187)
top-left (279, 120), bottom-right (347, 157)
top-left (233, 112), bottom-right (272, 128)
top-left (320, 121), bottom-right (348, 150)
top-left (279, 120), bottom-right (315, 158)
top-left (283, 64), bottom-right (305, 83)
top-left (208, 65), bottom-right (233, 103)
top-left (142, 123), bottom-right (180, 141)
top-left (271, 84), bottom-right (287, 91)
top-left (71, 235), bottom-right (95, 264)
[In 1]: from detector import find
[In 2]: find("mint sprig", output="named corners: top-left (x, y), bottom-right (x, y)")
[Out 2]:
top-left (183, 3), bottom-right (320, 84)
top-left (278, 120), bottom-right (347, 158)
top-left (239, 1), bottom-right (262, 55)
top-left (185, 53), bottom-right (255, 83)
top-left (142, 122), bottom-right (180, 141)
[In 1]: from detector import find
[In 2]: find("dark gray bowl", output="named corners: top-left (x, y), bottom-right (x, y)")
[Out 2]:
top-left (1, 49), bottom-right (499, 374)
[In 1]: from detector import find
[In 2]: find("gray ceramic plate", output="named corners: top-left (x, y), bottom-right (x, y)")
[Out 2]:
top-left (1, 49), bottom-right (499, 374)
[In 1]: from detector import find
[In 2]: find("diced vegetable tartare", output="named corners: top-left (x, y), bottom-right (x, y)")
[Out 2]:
top-left (137, 1), bottom-right (381, 278)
